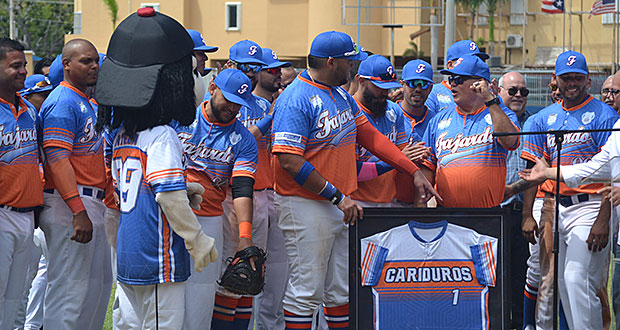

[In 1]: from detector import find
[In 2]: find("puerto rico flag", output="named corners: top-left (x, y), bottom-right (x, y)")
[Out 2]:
top-left (542, 0), bottom-right (565, 13)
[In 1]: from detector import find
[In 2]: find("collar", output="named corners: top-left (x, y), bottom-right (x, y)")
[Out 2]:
top-left (299, 70), bottom-right (332, 90)
top-left (560, 95), bottom-right (593, 112)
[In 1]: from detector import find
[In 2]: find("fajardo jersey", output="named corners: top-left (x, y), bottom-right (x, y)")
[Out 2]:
top-left (425, 81), bottom-right (453, 114)
top-left (0, 94), bottom-right (43, 208)
top-left (397, 101), bottom-right (436, 140)
top-left (521, 96), bottom-right (618, 196)
top-left (271, 70), bottom-right (368, 200)
top-left (39, 81), bottom-right (105, 190)
top-left (422, 104), bottom-right (519, 208)
top-left (361, 221), bottom-right (497, 330)
top-left (111, 125), bottom-right (190, 285)
top-left (351, 99), bottom-right (408, 203)
top-left (238, 94), bottom-right (272, 190)
top-left (173, 102), bottom-right (258, 217)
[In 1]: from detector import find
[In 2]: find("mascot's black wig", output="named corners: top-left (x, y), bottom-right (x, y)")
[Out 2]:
top-left (96, 55), bottom-right (196, 137)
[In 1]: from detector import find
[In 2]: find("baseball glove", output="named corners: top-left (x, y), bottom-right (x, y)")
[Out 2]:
top-left (218, 246), bottom-right (267, 296)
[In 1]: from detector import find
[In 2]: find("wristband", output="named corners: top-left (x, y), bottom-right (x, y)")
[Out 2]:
top-left (65, 196), bottom-right (86, 214)
top-left (484, 97), bottom-right (500, 107)
top-left (255, 114), bottom-right (273, 135)
top-left (318, 181), bottom-right (344, 205)
top-left (294, 161), bottom-right (315, 186)
top-left (239, 221), bottom-right (252, 239)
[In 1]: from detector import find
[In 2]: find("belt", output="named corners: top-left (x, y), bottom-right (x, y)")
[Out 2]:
top-left (559, 194), bottom-right (589, 208)
top-left (503, 201), bottom-right (523, 212)
top-left (0, 204), bottom-right (38, 213)
top-left (44, 187), bottom-right (105, 200)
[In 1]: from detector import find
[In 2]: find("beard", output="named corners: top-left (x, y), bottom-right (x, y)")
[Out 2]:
top-left (363, 88), bottom-right (387, 117)
top-left (211, 94), bottom-right (236, 124)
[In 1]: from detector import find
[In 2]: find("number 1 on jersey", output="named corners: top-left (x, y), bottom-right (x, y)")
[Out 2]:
top-left (452, 289), bottom-right (460, 306)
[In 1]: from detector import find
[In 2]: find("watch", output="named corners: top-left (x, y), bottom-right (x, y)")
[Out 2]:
top-left (485, 97), bottom-right (500, 107)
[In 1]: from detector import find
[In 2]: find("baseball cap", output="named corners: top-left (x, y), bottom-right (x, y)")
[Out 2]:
top-left (260, 48), bottom-right (291, 69)
top-left (19, 74), bottom-right (53, 96)
top-left (440, 54), bottom-right (490, 82)
top-left (309, 31), bottom-right (368, 61)
top-left (401, 59), bottom-right (434, 83)
top-left (213, 69), bottom-right (253, 108)
top-left (96, 8), bottom-right (194, 108)
top-left (187, 29), bottom-right (218, 52)
top-left (357, 54), bottom-right (401, 89)
top-left (555, 50), bottom-right (589, 76)
top-left (229, 40), bottom-right (266, 65)
top-left (446, 40), bottom-right (490, 62)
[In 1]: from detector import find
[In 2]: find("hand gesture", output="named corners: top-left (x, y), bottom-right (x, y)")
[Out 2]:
top-left (470, 79), bottom-right (494, 101)
top-left (403, 142), bottom-right (431, 164)
top-left (412, 170), bottom-right (442, 204)
top-left (586, 218), bottom-right (609, 252)
top-left (598, 186), bottom-right (620, 207)
top-left (519, 157), bottom-right (551, 183)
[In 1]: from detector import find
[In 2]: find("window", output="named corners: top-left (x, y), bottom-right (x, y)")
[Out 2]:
top-left (140, 3), bottom-right (160, 11)
top-left (73, 12), bottom-right (82, 34)
top-left (226, 2), bottom-right (241, 31)
top-left (510, 0), bottom-right (527, 25)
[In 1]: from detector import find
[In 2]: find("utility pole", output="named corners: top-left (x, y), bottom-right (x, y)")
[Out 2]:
top-left (444, 0), bottom-right (455, 68)
top-left (9, 0), bottom-right (15, 39)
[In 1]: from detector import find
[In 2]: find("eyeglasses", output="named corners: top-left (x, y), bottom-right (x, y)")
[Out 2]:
top-left (601, 88), bottom-right (620, 96)
top-left (448, 75), bottom-right (476, 86)
top-left (505, 86), bottom-right (529, 97)
top-left (405, 79), bottom-right (431, 90)
top-left (232, 60), bottom-right (261, 74)
top-left (265, 67), bottom-right (281, 75)
top-left (549, 83), bottom-right (558, 92)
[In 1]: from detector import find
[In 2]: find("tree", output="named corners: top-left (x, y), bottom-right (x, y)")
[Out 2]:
top-left (402, 41), bottom-right (424, 59)
top-left (0, 0), bottom-right (74, 57)
top-left (102, 0), bottom-right (118, 27)
top-left (456, 0), bottom-right (484, 40)
top-left (484, 0), bottom-right (505, 55)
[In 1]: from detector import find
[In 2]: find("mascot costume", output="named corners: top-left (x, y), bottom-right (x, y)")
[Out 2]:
top-left (95, 8), bottom-right (217, 329)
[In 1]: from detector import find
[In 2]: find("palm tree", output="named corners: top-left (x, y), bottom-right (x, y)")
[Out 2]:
top-left (456, 0), bottom-right (484, 40)
top-left (484, 0), bottom-right (505, 55)
top-left (102, 0), bottom-right (118, 27)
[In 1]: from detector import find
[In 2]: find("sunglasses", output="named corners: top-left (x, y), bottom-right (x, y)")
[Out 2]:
top-left (265, 67), bottom-right (281, 75)
top-left (549, 83), bottom-right (558, 92)
top-left (232, 61), bottom-right (261, 74)
top-left (405, 79), bottom-right (431, 90)
top-left (601, 88), bottom-right (620, 96)
top-left (448, 75), bottom-right (476, 86)
top-left (505, 86), bottom-right (529, 97)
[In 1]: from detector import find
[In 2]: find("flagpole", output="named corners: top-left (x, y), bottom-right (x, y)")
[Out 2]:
top-left (569, 0), bottom-right (573, 49)
top-left (563, 2), bottom-right (567, 50)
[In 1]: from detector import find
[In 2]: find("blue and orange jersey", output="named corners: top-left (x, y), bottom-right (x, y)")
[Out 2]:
top-left (238, 94), bottom-right (273, 190)
top-left (425, 81), bottom-right (453, 113)
top-left (173, 101), bottom-right (258, 216)
top-left (361, 221), bottom-right (497, 330)
top-left (112, 125), bottom-right (190, 285)
top-left (422, 104), bottom-right (519, 208)
top-left (39, 81), bottom-right (105, 190)
top-left (103, 127), bottom-right (120, 209)
top-left (397, 101), bottom-right (437, 140)
top-left (271, 70), bottom-right (368, 200)
top-left (0, 94), bottom-right (43, 208)
top-left (521, 95), bottom-right (618, 196)
top-left (351, 99), bottom-right (408, 203)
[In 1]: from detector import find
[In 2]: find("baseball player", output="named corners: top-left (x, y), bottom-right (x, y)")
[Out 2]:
top-left (421, 54), bottom-right (519, 208)
top-left (172, 68), bottom-right (259, 330)
top-left (271, 30), bottom-right (439, 330)
top-left (351, 54), bottom-right (409, 207)
top-left (519, 50), bottom-right (618, 330)
top-left (38, 39), bottom-right (112, 330)
top-left (0, 37), bottom-right (43, 330)
top-left (187, 29), bottom-right (218, 77)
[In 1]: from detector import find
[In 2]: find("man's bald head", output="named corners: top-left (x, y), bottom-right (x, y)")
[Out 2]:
top-left (601, 75), bottom-right (616, 109)
top-left (62, 39), bottom-right (97, 61)
top-left (61, 39), bottom-right (99, 93)
top-left (499, 71), bottom-right (528, 116)
top-left (611, 71), bottom-right (620, 113)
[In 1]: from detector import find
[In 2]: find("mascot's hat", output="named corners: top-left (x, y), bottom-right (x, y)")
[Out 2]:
top-left (96, 7), bottom-right (194, 108)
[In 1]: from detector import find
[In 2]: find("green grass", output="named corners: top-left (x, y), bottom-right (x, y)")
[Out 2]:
top-left (103, 282), bottom-right (115, 330)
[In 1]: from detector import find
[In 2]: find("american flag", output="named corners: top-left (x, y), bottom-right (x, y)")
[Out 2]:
top-left (589, 0), bottom-right (616, 17)
top-left (542, 0), bottom-right (565, 13)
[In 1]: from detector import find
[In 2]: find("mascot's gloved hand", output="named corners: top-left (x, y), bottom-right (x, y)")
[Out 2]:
top-left (156, 190), bottom-right (219, 272)
top-left (104, 208), bottom-right (120, 249)
top-left (186, 182), bottom-right (205, 211)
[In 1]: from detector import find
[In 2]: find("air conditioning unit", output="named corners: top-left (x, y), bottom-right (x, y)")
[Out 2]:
top-left (506, 34), bottom-right (523, 49)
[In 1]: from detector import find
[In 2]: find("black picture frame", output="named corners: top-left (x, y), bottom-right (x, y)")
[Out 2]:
top-left (349, 207), bottom-right (511, 330)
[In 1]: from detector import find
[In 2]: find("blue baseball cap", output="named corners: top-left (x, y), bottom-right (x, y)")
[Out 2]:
top-left (357, 54), bottom-right (401, 89)
top-left (187, 29), bottom-right (218, 52)
top-left (48, 54), bottom-right (63, 87)
top-left (446, 40), bottom-right (490, 62)
top-left (440, 54), bottom-right (490, 81)
top-left (260, 48), bottom-right (291, 69)
top-left (401, 59), bottom-right (434, 83)
top-left (213, 69), bottom-right (253, 108)
top-left (19, 74), bottom-right (53, 96)
top-left (309, 31), bottom-right (368, 61)
top-left (555, 50), bottom-right (588, 76)
top-left (229, 40), bottom-right (266, 65)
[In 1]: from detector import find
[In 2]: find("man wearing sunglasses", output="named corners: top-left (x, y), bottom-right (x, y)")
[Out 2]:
top-left (420, 54), bottom-right (519, 209)
top-left (601, 75), bottom-right (619, 113)
top-left (187, 29), bottom-right (218, 77)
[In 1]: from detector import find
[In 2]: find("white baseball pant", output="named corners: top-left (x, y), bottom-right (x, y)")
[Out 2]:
top-left (525, 198), bottom-right (544, 290)
top-left (183, 215), bottom-right (224, 330)
top-left (38, 190), bottom-right (112, 330)
top-left (0, 208), bottom-right (33, 330)
top-left (275, 194), bottom-right (348, 316)
top-left (117, 281), bottom-right (185, 330)
top-left (13, 228), bottom-right (44, 330)
top-left (23, 229), bottom-right (47, 330)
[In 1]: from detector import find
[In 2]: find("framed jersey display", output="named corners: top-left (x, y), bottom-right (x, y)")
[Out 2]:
top-left (350, 207), bottom-right (510, 330)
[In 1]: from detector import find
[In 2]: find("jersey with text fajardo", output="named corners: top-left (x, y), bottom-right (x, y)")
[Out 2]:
top-left (351, 99), bottom-right (408, 203)
top-left (361, 221), bottom-right (497, 330)
top-left (425, 81), bottom-right (453, 113)
top-left (0, 94), bottom-right (43, 208)
top-left (173, 102), bottom-right (258, 216)
top-left (271, 70), bottom-right (368, 200)
top-left (237, 94), bottom-right (272, 190)
top-left (111, 125), bottom-right (190, 285)
top-left (521, 95), bottom-right (618, 197)
top-left (39, 81), bottom-right (105, 190)
top-left (422, 104), bottom-right (519, 208)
